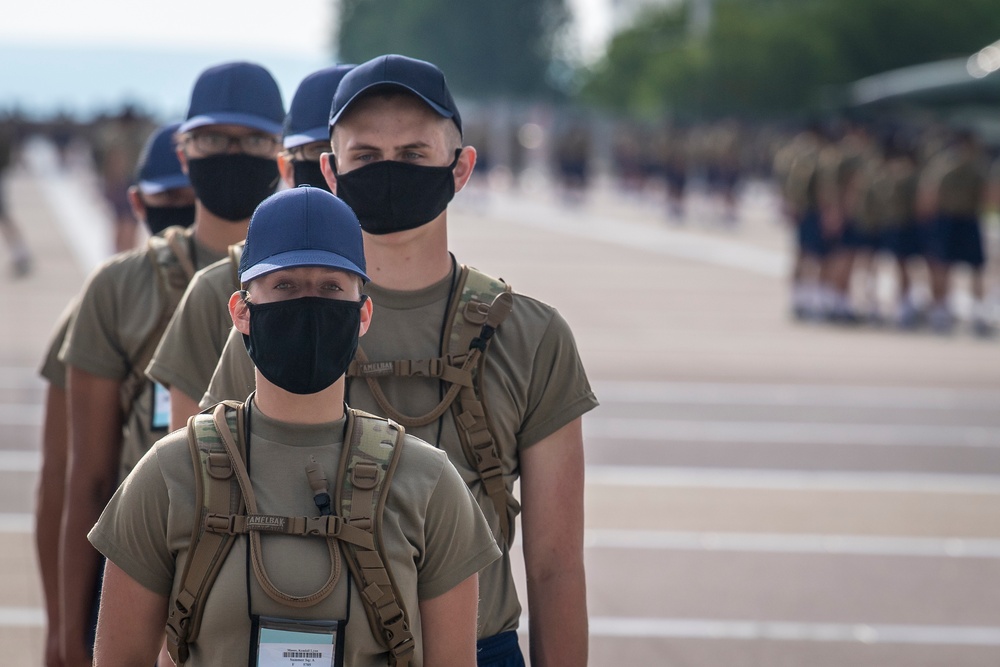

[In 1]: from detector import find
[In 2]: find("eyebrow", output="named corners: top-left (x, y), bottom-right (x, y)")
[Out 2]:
top-left (346, 141), bottom-right (433, 153)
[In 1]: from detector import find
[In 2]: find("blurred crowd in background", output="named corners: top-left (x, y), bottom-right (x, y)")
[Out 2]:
top-left (2, 102), bottom-right (997, 337)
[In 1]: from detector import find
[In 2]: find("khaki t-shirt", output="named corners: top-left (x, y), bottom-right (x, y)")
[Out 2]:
top-left (204, 265), bottom-right (599, 639)
top-left (146, 245), bottom-right (242, 403)
top-left (60, 230), bottom-right (225, 481)
top-left (39, 298), bottom-right (78, 389)
top-left (89, 402), bottom-right (500, 667)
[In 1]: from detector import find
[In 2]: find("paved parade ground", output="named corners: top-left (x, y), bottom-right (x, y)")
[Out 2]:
top-left (2, 144), bottom-right (999, 665)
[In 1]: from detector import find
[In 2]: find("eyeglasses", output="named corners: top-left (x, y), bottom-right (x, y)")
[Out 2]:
top-left (286, 143), bottom-right (329, 162)
top-left (183, 131), bottom-right (279, 158)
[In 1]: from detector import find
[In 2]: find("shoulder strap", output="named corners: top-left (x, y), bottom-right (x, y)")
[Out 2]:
top-left (120, 226), bottom-right (197, 418)
top-left (348, 265), bottom-right (515, 545)
top-left (444, 266), bottom-right (515, 546)
top-left (336, 408), bottom-right (414, 667)
top-left (165, 400), bottom-right (244, 665)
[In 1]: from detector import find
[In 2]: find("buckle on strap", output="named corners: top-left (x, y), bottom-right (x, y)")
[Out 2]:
top-left (204, 513), bottom-right (237, 535)
top-left (399, 358), bottom-right (444, 378)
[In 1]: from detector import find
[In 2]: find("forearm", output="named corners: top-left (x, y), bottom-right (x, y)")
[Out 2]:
top-left (62, 368), bottom-right (123, 663)
top-left (168, 387), bottom-right (200, 431)
top-left (527, 561), bottom-right (589, 667)
top-left (36, 384), bottom-right (68, 664)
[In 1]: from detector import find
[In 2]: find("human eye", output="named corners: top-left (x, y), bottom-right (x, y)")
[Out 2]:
top-left (198, 132), bottom-right (225, 151)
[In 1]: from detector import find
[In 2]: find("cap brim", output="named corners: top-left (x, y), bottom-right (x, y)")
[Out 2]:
top-left (180, 112), bottom-right (282, 136)
top-left (138, 173), bottom-right (190, 195)
top-left (240, 249), bottom-right (369, 283)
top-left (329, 82), bottom-right (454, 129)
top-left (283, 126), bottom-right (331, 149)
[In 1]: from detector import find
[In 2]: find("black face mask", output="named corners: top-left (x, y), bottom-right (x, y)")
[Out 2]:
top-left (144, 204), bottom-right (196, 236)
top-left (292, 160), bottom-right (331, 192)
top-left (332, 150), bottom-right (460, 235)
top-left (242, 295), bottom-right (365, 395)
top-left (186, 154), bottom-right (279, 222)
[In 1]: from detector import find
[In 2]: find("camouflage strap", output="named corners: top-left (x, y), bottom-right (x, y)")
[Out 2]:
top-left (166, 400), bottom-right (244, 665)
top-left (336, 409), bottom-right (413, 667)
top-left (119, 226), bottom-right (196, 418)
top-left (348, 266), bottom-right (515, 545)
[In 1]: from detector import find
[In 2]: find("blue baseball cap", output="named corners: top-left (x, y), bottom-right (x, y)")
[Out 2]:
top-left (180, 61), bottom-right (285, 136)
top-left (239, 186), bottom-right (368, 283)
top-left (284, 65), bottom-right (355, 149)
top-left (135, 122), bottom-right (189, 195)
top-left (328, 54), bottom-right (462, 136)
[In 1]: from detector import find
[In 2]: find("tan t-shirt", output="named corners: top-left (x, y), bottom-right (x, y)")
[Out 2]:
top-left (39, 298), bottom-right (78, 389)
top-left (59, 229), bottom-right (225, 480)
top-left (146, 245), bottom-right (241, 403)
top-left (89, 402), bottom-right (500, 667)
top-left (204, 265), bottom-right (599, 639)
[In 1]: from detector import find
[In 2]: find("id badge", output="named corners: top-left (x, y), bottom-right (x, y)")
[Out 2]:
top-left (249, 616), bottom-right (345, 667)
top-left (151, 382), bottom-right (171, 431)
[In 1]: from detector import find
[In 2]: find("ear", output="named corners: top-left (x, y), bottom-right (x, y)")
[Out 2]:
top-left (358, 295), bottom-right (374, 338)
top-left (176, 146), bottom-right (189, 174)
top-left (126, 186), bottom-right (145, 223)
top-left (277, 153), bottom-right (295, 188)
top-left (229, 290), bottom-right (250, 335)
top-left (320, 152), bottom-right (338, 194)
top-left (453, 146), bottom-right (477, 193)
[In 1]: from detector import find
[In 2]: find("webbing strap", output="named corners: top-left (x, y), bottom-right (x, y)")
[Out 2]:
top-left (227, 242), bottom-right (243, 291)
top-left (336, 410), bottom-right (413, 667)
top-left (165, 402), bottom-right (243, 665)
top-left (213, 405), bottom-right (342, 608)
top-left (203, 513), bottom-right (374, 548)
top-left (120, 226), bottom-right (196, 418)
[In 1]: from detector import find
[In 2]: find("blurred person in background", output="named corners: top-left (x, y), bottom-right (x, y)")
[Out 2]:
top-left (917, 128), bottom-right (993, 336)
top-left (0, 115), bottom-right (32, 276)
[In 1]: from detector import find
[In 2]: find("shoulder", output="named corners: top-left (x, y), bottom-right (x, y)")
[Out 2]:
top-left (83, 246), bottom-right (155, 292)
top-left (186, 256), bottom-right (239, 301)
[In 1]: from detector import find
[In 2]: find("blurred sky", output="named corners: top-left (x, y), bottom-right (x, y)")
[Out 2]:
top-left (0, 0), bottom-right (611, 120)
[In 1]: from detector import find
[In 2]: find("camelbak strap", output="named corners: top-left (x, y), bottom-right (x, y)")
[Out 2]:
top-left (348, 265), bottom-right (515, 545)
top-left (167, 402), bottom-right (413, 666)
top-left (120, 226), bottom-right (196, 418)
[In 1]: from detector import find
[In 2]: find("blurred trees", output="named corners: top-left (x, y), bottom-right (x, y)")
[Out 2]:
top-left (335, 0), bottom-right (574, 98)
top-left (581, 0), bottom-right (1000, 119)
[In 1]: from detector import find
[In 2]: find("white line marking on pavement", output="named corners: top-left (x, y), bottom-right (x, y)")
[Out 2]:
top-left (0, 607), bottom-right (45, 628)
top-left (587, 466), bottom-right (1000, 494)
top-left (592, 380), bottom-right (1000, 411)
top-left (495, 196), bottom-right (790, 277)
top-left (586, 530), bottom-right (1000, 558)
top-left (0, 405), bottom-right (43, 427)
top-left (0, 451), bottom-right (41, 472)
top-left (0, 367), bottom-right (44, 391)
top-left (586, 617), bottom-right (1000, 645)
top-left (586, 417), bottom-right (1000, 447)
top-left (0, 513), bottom-right (33, 532)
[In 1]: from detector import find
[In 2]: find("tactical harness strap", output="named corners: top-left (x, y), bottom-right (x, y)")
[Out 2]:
top-left (166, 402), bottom-right (413, 666)
top-left (119, 226), bottom-right (196, 418)
top-left (347, 265), bottom-right (514, 545)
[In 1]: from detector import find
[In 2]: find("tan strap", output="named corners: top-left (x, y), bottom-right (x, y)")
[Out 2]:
top-left (203, 513), bottom-right (375, 549)
top-left (165, 402), bottom-right (244, 665)
top-left (120, 226), bottom-right (197, 418)
top-left (213, 404), bottom-right (342, 609)
top-left (227, 242), bottom-right (243, 290)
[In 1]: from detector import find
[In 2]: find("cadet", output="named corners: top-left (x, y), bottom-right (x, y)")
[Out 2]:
top-left (917, 129), bottom-right (992, 335)
top-left (147, 65), bottom-right (354, 428)
top-left (207, 54), bottom-right (598, 666)
top-left (36, 121), bottom-right (197, 667)
top-left (89, 185), bottom-right (500, 666)
top-left (57, 62), bottom-right (284, 666)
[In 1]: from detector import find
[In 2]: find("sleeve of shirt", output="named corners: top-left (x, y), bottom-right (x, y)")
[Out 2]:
top-left (39, 300), bottom-right (77, 389)
top-left (147, 268), bottom-right (233, 401)
top-left (88, 443), bottom-right (176, 597)
top-left (61, 263), bottom-right (129, 380)
top-left (517, 306), bottom-right (599, 450)
top-left (416, 453), bottom-right (501, 601)
top-left (201, 326), bottom-right (256, 409)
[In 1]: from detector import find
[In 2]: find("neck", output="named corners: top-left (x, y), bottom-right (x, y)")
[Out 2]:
top-left (253, 373), bottom-right (346, 425)
top-left (362, 213), bottom-right (451, 290)
top-left (191, 201), bottom-right (250, 254)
